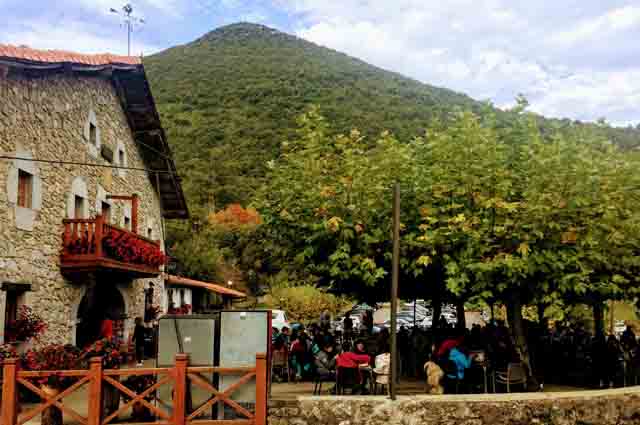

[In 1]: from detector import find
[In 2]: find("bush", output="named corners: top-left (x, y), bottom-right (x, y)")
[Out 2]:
top-left (264, 278), bottom-right (352, 323)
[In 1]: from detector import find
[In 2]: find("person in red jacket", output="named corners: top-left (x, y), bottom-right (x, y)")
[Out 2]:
top-left (337, 340), bottom-right (371, 394)
top-left (100, 316), bottom-right (114, 342)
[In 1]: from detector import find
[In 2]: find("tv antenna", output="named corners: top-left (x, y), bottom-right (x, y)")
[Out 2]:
top-left (110, 3), bottom-right (145, 56)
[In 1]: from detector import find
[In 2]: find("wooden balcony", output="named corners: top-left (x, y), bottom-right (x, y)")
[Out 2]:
top-left (61, 215), bottom-right (165, 277)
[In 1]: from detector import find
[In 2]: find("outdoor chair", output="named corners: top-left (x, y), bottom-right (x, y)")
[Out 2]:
top-left (373, 353), bottom-right (390, 395)
top-left (271, 348), bottom-right (290, 383)
top-left (493, 362), bottom-right (527, 393)
top-left (336, 366), bottom-right (361, 395)
top-left (313, 370), bottom-right (336, 395)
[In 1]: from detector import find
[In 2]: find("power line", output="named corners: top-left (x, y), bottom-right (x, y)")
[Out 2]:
top-left (0, 155), bottom-right (174, 174)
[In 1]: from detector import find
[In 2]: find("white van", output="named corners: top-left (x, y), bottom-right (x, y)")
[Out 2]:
top-left (271, 309), bottom-right (291, 331)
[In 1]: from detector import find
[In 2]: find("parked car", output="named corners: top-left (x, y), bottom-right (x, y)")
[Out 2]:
top-left (271, 309), bottom-right (291, 331)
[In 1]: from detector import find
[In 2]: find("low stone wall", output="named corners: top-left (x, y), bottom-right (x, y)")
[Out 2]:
top-left (269, 388), bottom-right (640, 425)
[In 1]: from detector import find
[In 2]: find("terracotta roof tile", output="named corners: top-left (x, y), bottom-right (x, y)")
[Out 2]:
top-left (0, 44), bottom-right (141, 66)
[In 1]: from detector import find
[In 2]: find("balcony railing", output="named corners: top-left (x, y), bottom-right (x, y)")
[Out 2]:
top-left (61, 215), bottom-right (165, 277)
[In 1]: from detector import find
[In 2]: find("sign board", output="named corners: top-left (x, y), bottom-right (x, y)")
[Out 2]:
top-left (218, 310), bottom-right (270, 419)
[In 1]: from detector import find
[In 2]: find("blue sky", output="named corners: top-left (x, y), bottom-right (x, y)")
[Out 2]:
top-left (1, 0), bottom-right (639, 126)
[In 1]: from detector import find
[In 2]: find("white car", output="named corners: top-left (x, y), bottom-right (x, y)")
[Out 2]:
top-left (271, 309), bottom-right (291, 331)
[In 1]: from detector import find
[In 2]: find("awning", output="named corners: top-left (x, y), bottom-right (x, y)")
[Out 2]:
top-left (166, 275), bottom-right (246, 299)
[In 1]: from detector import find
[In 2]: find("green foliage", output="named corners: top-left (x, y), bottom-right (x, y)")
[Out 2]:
top-left (263, 274), bottom-right (354, 323)
top-left (145, 23), bottom-right (640, 219)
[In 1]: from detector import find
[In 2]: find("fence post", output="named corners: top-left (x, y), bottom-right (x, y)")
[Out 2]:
top-left (173, 353), bottom-right (189, 425)
top-left (255, 353), bottom-right (267, 425)
top-left (88, 357), bottom-right (103, 425)
top-left (1, 358), bottom-right (19, 425)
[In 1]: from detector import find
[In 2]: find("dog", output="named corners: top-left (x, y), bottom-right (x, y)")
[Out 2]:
top-left (423, 361), bottom-right (444, 395)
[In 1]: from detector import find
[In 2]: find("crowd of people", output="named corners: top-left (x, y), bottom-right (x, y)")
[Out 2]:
top-left (271, 310), bottom-right (640, 394)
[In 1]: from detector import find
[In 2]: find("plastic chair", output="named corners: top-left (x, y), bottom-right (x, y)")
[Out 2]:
top-left (494, 362), bottom-right (527, 393)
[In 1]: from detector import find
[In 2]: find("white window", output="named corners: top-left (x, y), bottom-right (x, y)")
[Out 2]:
top-left (101, 201), bottom-right (111, 223)
top-left (74, 196), bottom-right (85, 219)
top-left (84, 109), bottom-right (100, 158)
top-left (89, 122), bottom-right (97, 146)
top-left (115, 141), bottom-right (127, 178)
top-left (67, 177), bottom-right (88, 219)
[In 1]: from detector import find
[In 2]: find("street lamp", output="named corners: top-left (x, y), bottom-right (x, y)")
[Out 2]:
top-left (227, 280), bottom-right (233, 287)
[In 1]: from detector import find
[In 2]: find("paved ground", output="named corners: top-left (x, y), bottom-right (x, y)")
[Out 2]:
top-left (270, 378), bottom-right (588, 400)
top-left (16, 360), bottom-right (589, 424)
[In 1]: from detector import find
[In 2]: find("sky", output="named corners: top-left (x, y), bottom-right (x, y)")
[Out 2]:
top-left (1, 0), bottom-right (639, 126)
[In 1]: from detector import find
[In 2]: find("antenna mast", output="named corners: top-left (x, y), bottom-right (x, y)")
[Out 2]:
top-left (110, 3), bottom-right (145, 56)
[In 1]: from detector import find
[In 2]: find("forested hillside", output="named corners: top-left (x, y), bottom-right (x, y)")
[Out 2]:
top-left (145, 23), bottom-right (640, 217)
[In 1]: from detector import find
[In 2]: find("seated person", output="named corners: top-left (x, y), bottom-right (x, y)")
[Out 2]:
top-left (290, 333), bottom-right (313, 381)
top-left (315, 341), bottom-right (337, 381)
top-left (443, 346), bottom-right (474, 394)
top-left (337, 339), bottom-right (372, 394)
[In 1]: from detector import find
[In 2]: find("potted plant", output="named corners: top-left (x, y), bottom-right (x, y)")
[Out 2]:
top-left (81, 339), bottom-right (123, 417)
top-left (5, 306), bottom-right (46, 353)
top-left (21, 345), bottom-right (82, 425)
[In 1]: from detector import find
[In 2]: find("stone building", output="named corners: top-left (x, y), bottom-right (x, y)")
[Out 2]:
top-left (0, 45), bottom-right (188, 346)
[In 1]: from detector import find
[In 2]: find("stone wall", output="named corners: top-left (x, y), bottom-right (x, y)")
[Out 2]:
top-left (0, 71), bottom-right (166, 345)
top-left (269, 388), bottom-right (640, 425)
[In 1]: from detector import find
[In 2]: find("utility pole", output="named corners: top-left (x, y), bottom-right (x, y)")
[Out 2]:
top-left (389, 183), bottom-right (400, 400)
top-left (110, 3), bottom-right (145, 56)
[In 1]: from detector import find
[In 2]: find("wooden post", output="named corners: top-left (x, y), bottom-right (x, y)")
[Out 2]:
top-left (94, 215), bottom-right (104, 258)
top-left (1, 358), bottom-right (19, 425)
top-left (131, 194), bottom-right (139, 234)
top-left (255, 353), bottom-right (267, 425)
top-left (390, 183), bottom-right (400, 400)
top-left (173, 353), bottom-right (189, 425)
top-left (87, 357), bottom-right (103, 425)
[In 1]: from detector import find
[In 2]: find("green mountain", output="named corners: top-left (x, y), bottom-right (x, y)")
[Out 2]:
top-left (145, 23), bottom-right (640, 217)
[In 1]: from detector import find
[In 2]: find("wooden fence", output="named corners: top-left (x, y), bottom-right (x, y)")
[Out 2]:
top-left (1, 353), bottom-right (267, 425)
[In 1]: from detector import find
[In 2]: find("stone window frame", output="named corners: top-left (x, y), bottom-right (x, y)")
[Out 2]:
top-left (6, 148), bottom-right (42, 231)
top-left (95, 185), bottom-right (113, 223)
top-left (122, 203), bottom-right (132, 230)
top-left (115, 140), bottom-right (128, 178)
top-left (67, 176), bottom-right (89, 219)
top-left (83, 109), bottom-right (101, 159)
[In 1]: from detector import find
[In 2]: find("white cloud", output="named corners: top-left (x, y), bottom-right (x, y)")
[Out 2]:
top-left (1, 19), bottom-right (161, 56)
top-left (552, 5), bottom-right (640, 46)
top-left (275, 0), bottom-right (640, 126)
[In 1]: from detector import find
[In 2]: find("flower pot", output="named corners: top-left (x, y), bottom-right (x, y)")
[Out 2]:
top-left (41, 385), bottom-right (62, 425)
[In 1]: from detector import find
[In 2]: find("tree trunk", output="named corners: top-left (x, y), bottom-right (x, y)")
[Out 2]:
top-left (593, 302), bottom-right (605, 338)
top-left (506, 294), bottom-right (538, 388)
top-left (609, 300), bottom-right (615, 335)
top-left (41, 386), bottom-right (63, 425)
top-left (537, 303), bottom-right (548, 330)
top-left (432, 293), bottom-right (442, 333)
top-left (455, 299), bottom-right (466, 330)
